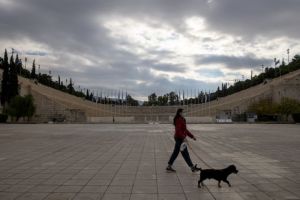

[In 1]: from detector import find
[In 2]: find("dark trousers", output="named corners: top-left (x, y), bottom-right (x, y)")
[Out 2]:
top-left (168, 137), bottom-right (193, 167)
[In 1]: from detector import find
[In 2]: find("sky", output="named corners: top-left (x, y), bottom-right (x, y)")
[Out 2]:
top-left (0, 0), bottom-right (299, 101)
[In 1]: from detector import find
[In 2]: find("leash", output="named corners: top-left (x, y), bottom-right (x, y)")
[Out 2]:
top-left (167, 132), bottom-right (217, 200)
top-left (188, 137), bottom-right (288, 200)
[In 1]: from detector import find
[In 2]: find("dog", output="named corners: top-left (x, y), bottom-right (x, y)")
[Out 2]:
top-left (196, 164), bottom-right (238, 188)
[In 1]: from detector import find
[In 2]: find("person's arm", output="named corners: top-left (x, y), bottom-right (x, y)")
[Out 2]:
top-left (185, 129), bottom-right (196, 140)
top-left (183, 120), bottom-right (196, 140)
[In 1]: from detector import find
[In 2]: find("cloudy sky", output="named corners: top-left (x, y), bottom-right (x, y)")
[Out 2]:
top-left (1, 0), bottom-right (299, 100)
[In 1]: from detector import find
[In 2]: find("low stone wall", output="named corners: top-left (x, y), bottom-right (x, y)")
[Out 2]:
top-left (169, 116), bottom-right (214, 123)
top-left (87, 117), bottom-right (135, 123)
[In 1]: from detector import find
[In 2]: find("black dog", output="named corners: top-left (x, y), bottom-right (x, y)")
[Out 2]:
top-left (197, 165), bottom-right (238, 188)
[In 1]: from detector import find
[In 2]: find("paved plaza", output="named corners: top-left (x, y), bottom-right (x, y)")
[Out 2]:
top-left (0, 124), bottom-right (300, 200)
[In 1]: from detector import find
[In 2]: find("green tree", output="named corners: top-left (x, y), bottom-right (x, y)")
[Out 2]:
top-left (157, 95), bottom-right (168, 106)
top-left (38, 74), bottom-right (52, 86)
top-left (30, 59), bottom-right (36, 79)
top-left (58, 75), bottom-right (61, 89)
top-left (247, 98), bottom-right (278, 116)
top-left (6, 95), bottom-right (36, 121)
top-left (15, 54), bottom-right (22, 75)
top-left (126, 94), bottom-right (138, 106)
top-left (89, 92), bottom-right (94, 101)
top-left (24, 95), bottom-right (36, 120)
top-left (148, 93), bottom-right (157, 106)
top-left (9, 55), bottom-right (19, 100)
top-left (0, 57), bottom-right (3, 69)
top-left (168, 91), bottom-right (178, 105)
top-left (67, 78), bottom-right (75, 94)
top-left (216, 86), bottom-right (221, 98)
top-left (85, 89), bottom-right (90, 100)
top-left (277, 98), bottom-right (300, 121)
top-left (1, 49), bottom-right (9, 106)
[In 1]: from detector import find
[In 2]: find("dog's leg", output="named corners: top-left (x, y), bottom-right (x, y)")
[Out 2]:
top-left (224, 179), bottom-right (231, 187)
top-left (198, 180), bottom-right (201, 188)
top-left (218, 181), bottom-right (221, 188)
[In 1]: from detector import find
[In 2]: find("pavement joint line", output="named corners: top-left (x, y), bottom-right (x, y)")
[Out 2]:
top-left (39, 136), bottom-right (125, 200)
top-left (39, 140), bottom-right (105, 200)
top-left (70, 137), bottom-right (127, 200)
top-left (163, 133), bottom-right (191, 200)
top-left (1, 124), bottom-right (300, 200)
top-left (154, 134), bottom-right (159, 200)
top-left (100, 137), bottom-right (142, 200)
top-left (129, 135), bottom-right (147, 199)
top-left (7, 140), bottom-right (97, 200)
top-left (166, 131), bottom-right (218, 200)
top-left (189, 139), bottom-right (259, 198)
top-left (189, 133), bottom-right (300, 199)
top-left (187, 141), bottom-right (227, 200)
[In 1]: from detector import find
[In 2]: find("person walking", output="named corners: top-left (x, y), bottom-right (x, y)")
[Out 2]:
top-left (166, 108), bottom-right (199, 172)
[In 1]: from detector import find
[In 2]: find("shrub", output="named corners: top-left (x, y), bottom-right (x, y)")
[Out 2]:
top-left (277, 98), bottom-right (300, 121)
top-left (247, 98), bottom-right (278, 116)
top-left (0, 113), bottom-right (8, 123)
top-left (6, 95), bottom-right (36, 121)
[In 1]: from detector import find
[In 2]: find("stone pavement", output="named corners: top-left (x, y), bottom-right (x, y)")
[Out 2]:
top-left (0, 124), bottom-right (299, 200)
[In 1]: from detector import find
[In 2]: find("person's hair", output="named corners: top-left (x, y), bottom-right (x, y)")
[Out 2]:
top-left (173, 108), bottom-right (183, 126)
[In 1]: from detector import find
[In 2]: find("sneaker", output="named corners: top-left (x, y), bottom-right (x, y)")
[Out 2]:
top-left (166, 166), bottom-right (176, 172)
top-left (191, 164), bottom-right (201, 172)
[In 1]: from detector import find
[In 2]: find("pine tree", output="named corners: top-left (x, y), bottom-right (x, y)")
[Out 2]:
top-left (58, 75), bottom-right (61, 90)
top-left (86, 89), bottom-right (90, 100)
top-left (9, 54), bottom-right (19, 100)
top-left (216, 86), bottom-right (220, 98)
top-left (31, 59), bottom-right (36, 79)
top-left (67, 78), bottom-right (74, 94)
top-left (15, 54), bottom-right (22, 75)
top-left (0, 57), bottom-right (3, 69)
top-left (89, 92), bottom-right (94, 101)
top-left (1, 49), bottom-right (9, 106)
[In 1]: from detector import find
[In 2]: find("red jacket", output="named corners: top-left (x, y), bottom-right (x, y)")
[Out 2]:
top-left (174, 116), bottom-right (195, 139)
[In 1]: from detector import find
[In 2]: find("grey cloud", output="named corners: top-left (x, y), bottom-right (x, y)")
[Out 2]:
top-left (146, 50), bottom-right (175, 57)
top-left (197, 68), bottom-right (225, 77)
top-left (1, 0), bottom-right (298, 99)
top-left (141, 59), bottom-right (185, 73)
top-left (195, 54), bottom-right (272, 69)
top-left (205, 0), bottom-right (300, 39)
top-left (25, 51), bottom-right (48, 56)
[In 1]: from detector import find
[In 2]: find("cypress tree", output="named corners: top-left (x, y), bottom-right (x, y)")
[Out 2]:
top-left (15, 54), bottom-right (22, 75)
top-left (1, 49), bottom-right (9, 106)
top-left (86, 89), bottom-right (89, 100)
top-left (9, 54), bottom-right (19, 100)
top-left (89, 92), bottom-right (94, 101)
top-left (0, 57), bottom-right (3, 69)
top-left (57, 75), bottom-right (62, 90)
top-left (31, 59), bottom-right (36, 79)
top-left (67, 78), bottom-right (74, 94)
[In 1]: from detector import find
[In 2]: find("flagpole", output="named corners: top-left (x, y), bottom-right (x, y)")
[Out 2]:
top-left (201, 91), bottom-right (203, 116)
top-left (186, 89), bottom-right (189, 117)
top-left (209, 90), bottom-right (211, 117)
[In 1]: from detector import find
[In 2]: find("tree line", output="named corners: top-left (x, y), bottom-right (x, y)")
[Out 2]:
top-left (143, 55), bottom-right (300, 106)
top-left (1, 48), bottom-right (299, 108)
top-left (0, 49), bottom-right (35, 121)
top-left (0, 49), bottom-right (139, 106)
top-left (247, 97), bottom-right (300, 122)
